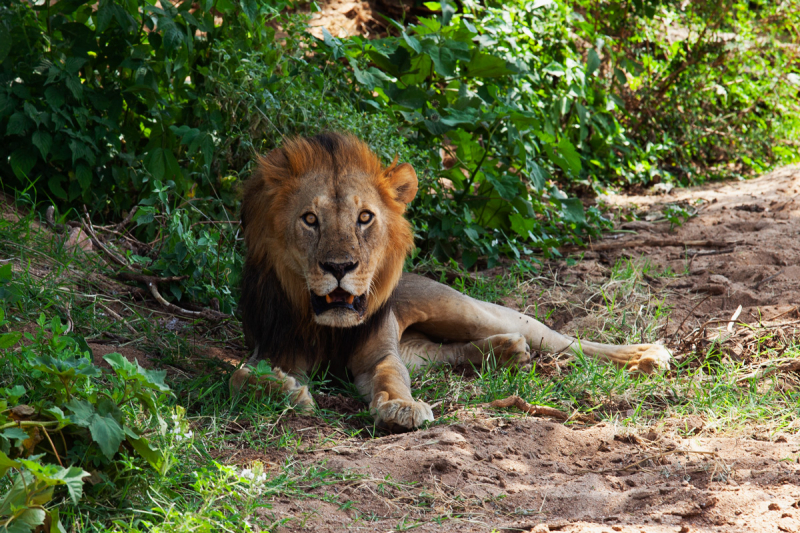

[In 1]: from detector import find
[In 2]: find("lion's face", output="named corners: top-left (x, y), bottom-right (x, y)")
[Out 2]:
top-left (242, 133), bottom-right (418, 328)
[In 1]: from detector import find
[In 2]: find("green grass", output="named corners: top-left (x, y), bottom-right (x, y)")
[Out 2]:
top-left (1, 207), bottom-right (799, 532)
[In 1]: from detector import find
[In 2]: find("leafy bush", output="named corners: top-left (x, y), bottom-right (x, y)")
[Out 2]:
top-left (570, 0), bottom-right (800, 183)
top-left (0, 286), bottom-right (170, 531)
top-left (1, 0), bottom-right (797, 275)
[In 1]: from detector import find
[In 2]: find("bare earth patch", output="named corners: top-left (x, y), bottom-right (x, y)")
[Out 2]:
top-left (243, 168), bottom-right (800, 533)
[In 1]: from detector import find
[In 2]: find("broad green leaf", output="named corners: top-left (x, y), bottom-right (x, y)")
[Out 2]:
top-left (32, 130), bottom-right (52, 159)
top-left (0, 428), bottom-right (28, 444)
top-left (75, 164), bottom-right (92, 191)
top-left (0, 263), bottom-right (12, 281)
top-left (66, 399), bottom-right (95, 427)
top-left (556, 136), bottom-right (581, 175)
top-left (52, 466), bottom-right (90, 503)
top-left (137, 363), bottom-right (169, 392)
top-left (48, 175), bottom-right (68, 201)
top-left (485, 172), bottom-right (519, 201)
top-left (587, 49), bottom-right (601, 76)
top-left (402, 32), bottom-right (421, 54)
top-left (0, 449), bottom-right (21, 479)
top-left (44, 86), bottom-right (65, 108)
top-left (88, 405), bottom-right (124, 461)
top-left (0, 331), bottom-right (21, 349)
top-left (10, 149), bottom-right (36, 180)
top-left (125, 433), bottom-right (164, 471)
top-left (6, 112), bottom-right (28, 136)
top-left (104, 352), bottom-right (136, 375)
top-left (464, 53), bottom-right (516, 78)
top-left (441, 0), bottom-right (455, 26)
top-left (560, 198), bottom-right (586, 224)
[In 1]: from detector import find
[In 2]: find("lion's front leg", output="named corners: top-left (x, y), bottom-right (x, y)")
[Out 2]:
top-left (230, 365), bottom-right (315, 411)
top-left (350, 323), bottom-right (433, 431)
top-left (358, 354), bottom-right (433, 431)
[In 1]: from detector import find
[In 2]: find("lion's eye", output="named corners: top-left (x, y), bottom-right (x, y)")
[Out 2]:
top-left (358, 211), bottom-right (373, 225)
top-left (302, 213), bottom-right (317, 226)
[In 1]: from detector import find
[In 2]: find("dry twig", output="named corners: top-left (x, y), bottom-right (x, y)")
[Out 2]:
top-left (488, 395), bottom-right (568, 421)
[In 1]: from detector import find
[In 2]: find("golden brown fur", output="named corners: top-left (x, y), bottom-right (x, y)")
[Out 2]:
top-left (232, 132), bottom-right (671, 431)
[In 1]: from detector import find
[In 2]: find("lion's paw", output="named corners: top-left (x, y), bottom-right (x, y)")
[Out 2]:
top-left (488, 333), bottom-right (531, 367)
top-left (230, 367), bottom-right (316, 412)
top-left (370, 393), bottom-right (434, 431)
top-left (626, 344), bottom-right (672, 374)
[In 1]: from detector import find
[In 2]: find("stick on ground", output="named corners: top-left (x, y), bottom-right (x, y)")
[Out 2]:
top-left (489, 395), bottom-right (568, 420)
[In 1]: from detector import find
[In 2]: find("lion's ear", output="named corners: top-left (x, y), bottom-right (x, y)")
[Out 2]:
top-left (385, 162), bottom-right (418, 205)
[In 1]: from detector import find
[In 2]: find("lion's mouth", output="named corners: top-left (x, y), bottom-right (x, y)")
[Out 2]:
top-left (310, 288), bottom-right (367, 317)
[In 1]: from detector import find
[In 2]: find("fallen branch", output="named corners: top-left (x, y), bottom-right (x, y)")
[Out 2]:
top-left (488, 395), bottom-right (568, 421)
top-left (80, 210), bottom-right (129, 268)
top-left (564, 238), bottom-right (740, 254)
top-left (116, 272), bottom-right (229, 322)
top-left (738, 359), bottom-right (800, 382)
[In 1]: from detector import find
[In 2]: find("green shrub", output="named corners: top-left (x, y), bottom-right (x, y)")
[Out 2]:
top-left (0, 300), bottom-right (170, 532)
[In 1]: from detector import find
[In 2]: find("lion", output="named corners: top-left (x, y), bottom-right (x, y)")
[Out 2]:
top-left (231, 132), bottom-right (671, 430)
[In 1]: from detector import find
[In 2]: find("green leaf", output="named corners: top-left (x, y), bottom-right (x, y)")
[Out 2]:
top-left (75, 164), bottom-right (92, 191)
top-left (144, 148), bottom-right (165, 181)
top-left (66, 399), bottom-right (95, 427)
top-left (0, 24), bottom-right (11, 63)
top-left (464, 52), bottom-right (516, 78)
top-left (48, 175), bottom-right (68, 201)
top-left (0, 331), bottom-right (22, 349)
top-left (44, 86), bottom-right (65, 108)
top-left (556, 136), bottom-right (581, 175)
top-left (240, 0), bottom-right (258, 20)
top-left (6, 112), bottom-right (29, 136)
top-left (126, 433), bottom-right (164, 471)
top-left (65, 75), bottom-right (83, 99)
top-left (32, 130), bottom-right (52, 159)
top-left (90, 413), bottom-right (123, 460)
top-left (559, 198), bottom-right (586, 224)
top-left (10, 149), bottom-right (36, 180)
top-left (441, 0), bottom-right (455, 26)
top-left (103, 352), bottom-right (137, 375)
top-left (485, 172), bottom-right (519, 201)
top-left (587, 49), bottom-right (600, 76)
top-left (402, 32), bottom-right (422, 54)
top-left (0, 449), bottom-right (21, 479)
top-left (1, 427), bottom-right (29, 444)
top-left (51, 466), bottom-right (89, 504)
top-left (0, 263), bottom-right (11, 282)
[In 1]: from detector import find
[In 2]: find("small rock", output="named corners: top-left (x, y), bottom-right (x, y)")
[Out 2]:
top-left (769, 503), bottom-right (781, 511)
top-left (709, 274), bottom-right (730, 285)
top-left (694, 284), bottom-right (725, 295)
top-left (679, 526), bottom-right (691, 533)
top-left (612, 526), bottom-right (623, 532)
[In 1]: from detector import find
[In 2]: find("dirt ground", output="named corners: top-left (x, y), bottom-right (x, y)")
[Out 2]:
top-left (225, 166), bottom-right (800, 533)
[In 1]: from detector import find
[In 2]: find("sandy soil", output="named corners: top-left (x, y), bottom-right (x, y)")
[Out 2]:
top-left (225, 167), bottom-right (800, 533)
top-left (601, 164), bottom-right (800, 339)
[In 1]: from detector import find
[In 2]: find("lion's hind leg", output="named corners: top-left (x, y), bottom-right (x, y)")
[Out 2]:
top-left (230, 365), bottom-right (315, 411)
top-left (399, 330), bottom-right (531, 370)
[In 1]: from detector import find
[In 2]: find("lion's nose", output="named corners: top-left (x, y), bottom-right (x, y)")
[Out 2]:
top-left (319, 261), bottom-right (358, 281)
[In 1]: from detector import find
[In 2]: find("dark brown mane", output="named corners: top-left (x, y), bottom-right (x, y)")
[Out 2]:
top-left (239, 257), bottom-right (393, 379)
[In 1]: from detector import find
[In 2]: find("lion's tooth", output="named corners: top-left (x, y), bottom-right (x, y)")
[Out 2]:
top-left (325, 294), bottom-right (333, 304)
top-left (346, 294), bottom-right (355, 305)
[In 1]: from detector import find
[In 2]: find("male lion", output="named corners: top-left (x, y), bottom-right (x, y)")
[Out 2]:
top-left (232, 132), bottom-right (671, 430)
